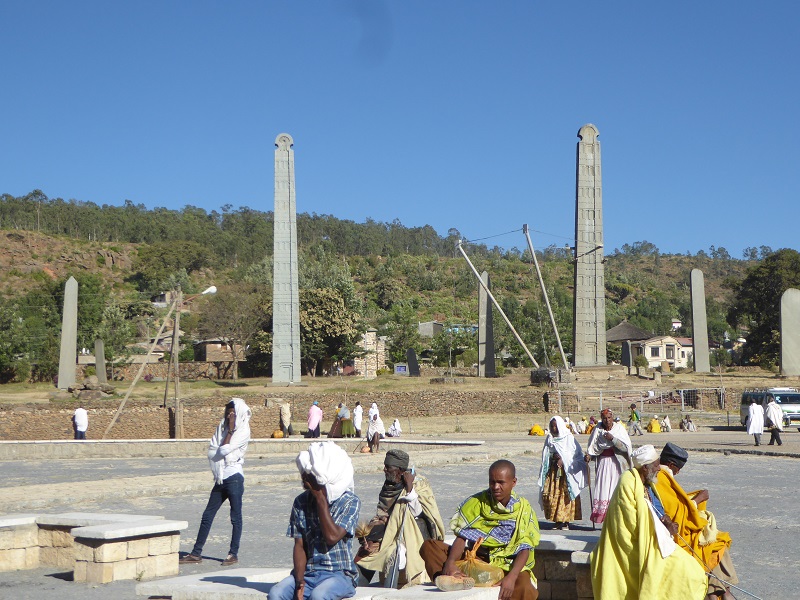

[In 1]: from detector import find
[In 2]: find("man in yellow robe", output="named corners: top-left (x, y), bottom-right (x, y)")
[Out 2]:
top-left (657, 443), bottom-right (737, 599)
top-left (591, 444), bottom-right (708, 600)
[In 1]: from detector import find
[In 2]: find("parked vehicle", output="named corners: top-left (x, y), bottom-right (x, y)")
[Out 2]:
top-left (739, 388), bottom-right (799, 427)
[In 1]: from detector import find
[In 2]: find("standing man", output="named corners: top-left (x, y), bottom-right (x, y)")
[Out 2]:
top-left (765, 396), bottom-right (784, 446)
top-left (180, 398), bottom-right (251, 567)
top-left (269, 442), bottom-right (360, 600)
top-left (590, 445), bottom-right (708, 599)
top-left (308, 400), bottom-right (323, 438)
top-left (72, 405), bottom-right (88, 440)
top-left (353, 401), bottom-right (363, 438)
top-left (746, 398), bottom-right (764, 446)
top-left (420, 460), bottom-right (540, 599)
top-left (628, 403), bottom-right (644, 436)
top-left (585, 409), bottom-right (632, 524)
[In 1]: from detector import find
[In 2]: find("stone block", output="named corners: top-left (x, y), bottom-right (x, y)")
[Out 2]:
top-left (0, 548), bottom-right (26, 571)
top-left (0, 528), bottom-right (15, 550)
top-left (536, 580), bottom-right (552, 600)
top-left (54, 547), bottom-right (75, 570)
top-left (51, 528), bottom-right (74, 548)
top-left (149, 534), bottom-right (173, 555)
top-left (532, 559), bottom-right (546, 581)
top-left (127, 537), bottom-right (150, 559)
top-left (113, 558), bottom-right (139, 581)
top-left (74, 540), bottom-right (94, 561)
top-left (136, 555), bottom-right (159, 580)
top-left (575, 566), bottom-right (593, 597)
top-left (550, 579), bottom-right (578, 600)
top-left (13, 524), bottom-right (39, 548)
top-left (39, 546), bottom-right (58, 566)
top-left (73, 560), bottom-right (87, 582)
top-left (545, 558), bottom-right (576, 581)
top-left (95, 540), bottom-right (128, 562)
top-left (38, 527), bottom-right (52, 547)
top-left (155, 552), bottom-right (179, 577)
top-left (86, 560), bottom-right (114, 584)
top-left (24, 546), bottom-right (39, 569)
top-left (170, 534), bottom-right (180, 553)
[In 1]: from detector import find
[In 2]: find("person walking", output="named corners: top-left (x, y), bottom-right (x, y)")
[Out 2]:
top-left (746, 398), bottom-right (764, 446)
top-left (353, 401), bottom-right (363, 437)
top-left (538, 416), bottom-right (586, 530)
top-left (627, 403), bottom-right (644, 436)
top-left (180, 398), bottom-right (251, 567)
top-left (765, 396), bottom-right (783, 446)
top-left (72, 405), bottom-right (88, 440)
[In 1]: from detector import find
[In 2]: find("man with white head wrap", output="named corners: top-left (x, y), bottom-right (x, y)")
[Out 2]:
top-left (590, 444), bottom-right (708, 600)
top-left (269, 442), bottom-right (361, 600)
top-left (180, 398), bottom-right (251, 567)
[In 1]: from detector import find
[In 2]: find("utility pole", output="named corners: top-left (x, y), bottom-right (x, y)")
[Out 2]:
top-left (523, 224), bottom-right (570, 370)
top-left (172, 288), bottom-right (183, 438)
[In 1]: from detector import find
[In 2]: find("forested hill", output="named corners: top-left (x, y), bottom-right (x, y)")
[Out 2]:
top-left (1, 190), bottom-right (794, 381)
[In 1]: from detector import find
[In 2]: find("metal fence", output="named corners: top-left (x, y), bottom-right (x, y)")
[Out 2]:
top-left (548, 387), bottom-right (727, 419)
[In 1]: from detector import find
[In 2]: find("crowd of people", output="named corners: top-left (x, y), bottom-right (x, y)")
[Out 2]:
top-left (178, 398), bottom-right (742, 600)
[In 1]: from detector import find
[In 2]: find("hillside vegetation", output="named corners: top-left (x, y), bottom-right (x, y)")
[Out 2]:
top-left (0, 191), bottom-right (787, 383)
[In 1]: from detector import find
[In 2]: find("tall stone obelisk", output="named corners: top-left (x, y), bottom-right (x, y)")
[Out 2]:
top-left (690, 269), bottom-right (711, 372)
top-left (57, 276), bottom-right (78, 389)
top-left (572, 124), bottom-right (606, 367)
top-left (272, 133), bottom-right (301, 384)
top-left (478, 271), bottom-right (495, 377)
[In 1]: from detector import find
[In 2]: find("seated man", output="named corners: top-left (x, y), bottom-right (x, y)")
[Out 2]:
top-left (269, 442), bottom-right (360, 600)
top-left (657, 443), bottom-right (738, 600)
top-left (647, 415), bottom-right (662, 433)
top-left (420, 460), bottom-right (540, 600)
top-left (356, 450), bottom-right (445, 587)
top-left (591, 445), bottom-right (708, 600)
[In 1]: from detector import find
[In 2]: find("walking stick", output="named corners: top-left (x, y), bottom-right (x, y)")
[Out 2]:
top-left (585, 459), bottom-right (595, 530)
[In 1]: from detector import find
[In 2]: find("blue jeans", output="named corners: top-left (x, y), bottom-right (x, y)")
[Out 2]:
top-left (269, 570), bottom-right (356, 600)
top-left (191, 473), bottom-right (243, 557)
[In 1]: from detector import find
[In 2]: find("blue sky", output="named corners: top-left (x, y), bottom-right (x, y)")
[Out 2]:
top-left (2, 2), bottom-right (797, 257)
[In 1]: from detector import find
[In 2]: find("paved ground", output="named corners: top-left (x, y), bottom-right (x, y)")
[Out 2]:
top-left (1, 430), bottom-right (797, 599)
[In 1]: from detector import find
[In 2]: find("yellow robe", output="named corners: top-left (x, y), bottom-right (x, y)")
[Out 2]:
top-left (591, 470), bottom-right (707, 600)
top-left (647, 418), bottom-right (662, 433)
top-left (654, 467), bottom-right (731, 571)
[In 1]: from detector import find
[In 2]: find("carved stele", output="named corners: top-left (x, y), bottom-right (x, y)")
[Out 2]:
top-left (478, 271), bottom-right (496, 377)
top-left (57, 276), bottom-right (78, 389)
top-left (690, 269), bottom-right (711, 372)
top-left (272, 133), bottom-right (301, 384)
top-left (780, 288), bottom-right (800, 376)
top-left (572, 124), bottom-right (606, 367)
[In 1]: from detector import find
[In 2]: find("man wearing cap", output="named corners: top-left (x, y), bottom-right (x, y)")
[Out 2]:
top-left (591, 444), bottom-right (708, 599)
top-left (584, 409), bottom-right (632, 524)
top-left (658, 443), bottom-right (737, 600)
top-left (356, 449), bottom-right (445, 587)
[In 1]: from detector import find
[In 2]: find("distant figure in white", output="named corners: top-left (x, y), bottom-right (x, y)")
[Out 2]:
top-left (72, 405), bottom-right (88, 440)
top-left (746, 398), bottom-right (764, 447)
top-left (387, 419), bottom-right (402, 438)
top-left (765, 396), bottom-right (783, 446)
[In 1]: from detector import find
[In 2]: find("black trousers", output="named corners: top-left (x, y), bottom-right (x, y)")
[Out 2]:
top-left (769, 428), bottom-right (782, 445)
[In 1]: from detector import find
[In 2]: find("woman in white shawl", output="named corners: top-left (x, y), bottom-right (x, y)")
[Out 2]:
top-left (538, 415), bottom-right (587, 529)
top-left (367, 413), bottom-right (385, 453)
top-left (368, 402), bottom-right (380, 420)
top-left (387, 418), bottom-right (402, 437)
top-left (182, 397), bottom-right (251, 566)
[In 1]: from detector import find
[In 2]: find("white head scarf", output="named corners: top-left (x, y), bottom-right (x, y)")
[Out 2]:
top-left (538, 415), bottom-right (587, 502)
top-left (208, 397), bottom-right (251, 484)
top-left (296, 442), bottom-right (355, 502)
top-left (368, 403), bottom-right (379, 419)
top-left (631, 444), bottom-right (658, 468)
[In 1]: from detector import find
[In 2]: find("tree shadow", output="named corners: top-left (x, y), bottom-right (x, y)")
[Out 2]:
top-left (213, 381), bottom-right (250, 388)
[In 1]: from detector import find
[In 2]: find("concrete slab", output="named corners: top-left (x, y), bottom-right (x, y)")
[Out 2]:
top-left (72, 518), bottom-right (188, 539)
top-left (372, 585), bottom-right (500, 599)
top-left (0, 514), bottom-right (38, 527)
top-left (37, 512), bottom-right (165, 527)
top-left (537, 533), bottom-right (596, 552)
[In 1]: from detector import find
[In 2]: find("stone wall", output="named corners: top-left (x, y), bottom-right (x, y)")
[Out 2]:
top-left (0, 389), bottom-right (544, 441)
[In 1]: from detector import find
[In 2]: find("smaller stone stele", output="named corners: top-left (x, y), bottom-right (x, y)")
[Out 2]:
top-left (781, 289), bottom-right (800, 376)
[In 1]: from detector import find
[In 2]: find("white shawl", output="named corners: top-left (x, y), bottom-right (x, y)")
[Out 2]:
top-left (208, 397), bottom-right (251, 484)
top-left (766, 401), bottom-right (783, 431)
top-left (368, 403), bottom-right (380, 419)
top-left (586, 420), bottom-right (632, 457)
top-left (296, 441), bottom-right (355, 502)
top-left (368, 415), bottom-right (385, 440)
top-left (538, 415), bottom-right (587, 501)
top-left (747, 402), bottom-right (764, 434)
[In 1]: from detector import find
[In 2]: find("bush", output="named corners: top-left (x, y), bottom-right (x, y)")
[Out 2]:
top-left (84, 366), bottom-right (96, 377)
top-left (633, 355), bottom-right (649, 369)
top-left (376, 367), bottom-right (392, 376)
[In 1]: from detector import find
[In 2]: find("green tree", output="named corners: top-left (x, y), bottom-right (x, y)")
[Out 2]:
top-left (299, 288), bottom-right (359, 376)
top-left (727, 249), bottom-right (800, 367)
top-left (96, 302), bottom-right (136, 380)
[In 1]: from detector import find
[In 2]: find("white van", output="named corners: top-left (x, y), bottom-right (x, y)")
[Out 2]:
top-left (740, 388), bottom-right (800, 427)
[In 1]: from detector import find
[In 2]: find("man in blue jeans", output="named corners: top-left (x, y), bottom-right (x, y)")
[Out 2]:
top-left (269, 442), bottom-right (360, 600)
top-left (180, 397), bottom-right (251, 567)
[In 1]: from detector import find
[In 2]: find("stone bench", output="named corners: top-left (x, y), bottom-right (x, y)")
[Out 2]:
top-left (137, 534), bottom-right (598, 600)
top-left (72, 518), bottom-right (188, 583)
top-left (36, 511), bottom-right (166, 570)
top-left (0, 514), bottom-right (40, 572)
